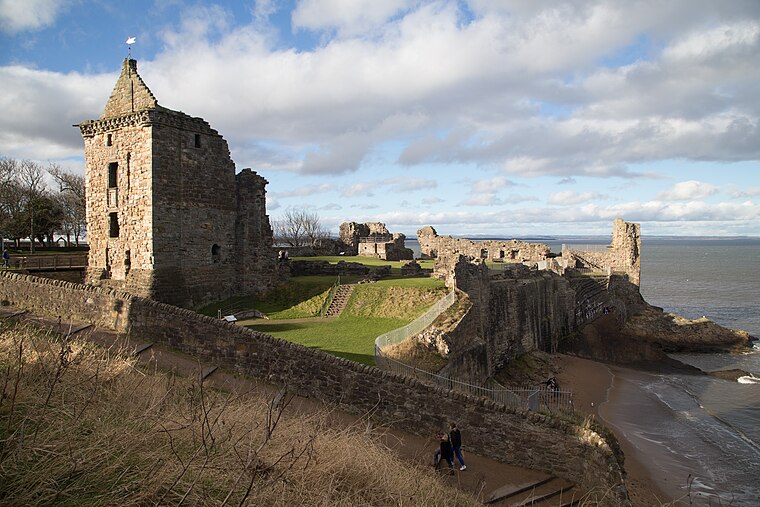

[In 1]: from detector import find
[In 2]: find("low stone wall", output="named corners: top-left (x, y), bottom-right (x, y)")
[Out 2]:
top-left (288, 260), bottom-right (370, 277)
top-left (0, 271), bottom-right (629, 505)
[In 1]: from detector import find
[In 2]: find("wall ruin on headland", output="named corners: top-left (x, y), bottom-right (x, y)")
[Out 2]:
top-left (417, 225), bottom-right (551, 264)
top-left (0, 270), bottom-right (628, 506)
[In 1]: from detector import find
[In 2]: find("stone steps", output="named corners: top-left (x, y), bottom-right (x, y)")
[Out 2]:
top-left (325, 284), bottom-right (354, 317)
top-left (487, 476), bottom-right (583, 507)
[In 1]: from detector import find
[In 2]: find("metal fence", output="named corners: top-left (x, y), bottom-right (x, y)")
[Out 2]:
top-left (376, 352), bottom-right (573, 413)
top-left (374, 291), bottom-right (574, 414)
top-left (375, 290), bottom-right (456, 349)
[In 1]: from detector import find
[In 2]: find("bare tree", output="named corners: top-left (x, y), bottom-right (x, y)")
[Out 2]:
top-left (17, 160), bottom-right (48, 252)
top-left (49, 164), bottom-right (86, 246)
top-left (273, 208), bottom-right (329, 248)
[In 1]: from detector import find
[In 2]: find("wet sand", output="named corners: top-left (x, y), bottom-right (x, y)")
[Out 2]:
top-left (555, 354), bottom-right (679, 507)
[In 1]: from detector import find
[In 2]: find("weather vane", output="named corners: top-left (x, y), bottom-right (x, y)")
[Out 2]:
top-left (126, 36), bottom-right (136, 58)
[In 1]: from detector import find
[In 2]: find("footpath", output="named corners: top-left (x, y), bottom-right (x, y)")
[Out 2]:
top-left (1, 306), bottom-right (585, 506)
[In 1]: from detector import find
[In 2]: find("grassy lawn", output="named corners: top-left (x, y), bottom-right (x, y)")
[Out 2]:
top-left (245, 316), bottom-right (406, 365)
top-left (242, 276), bottom-right (448, 365)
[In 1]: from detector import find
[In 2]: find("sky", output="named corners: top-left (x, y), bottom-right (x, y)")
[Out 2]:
top-left (1, 0), bottom-right (759, 238)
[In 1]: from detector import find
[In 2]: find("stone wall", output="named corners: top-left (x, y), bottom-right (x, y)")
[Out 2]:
top-left (418, 226), bottom-right (550, 265)
top-left (340, 222), bottom-right (413, 260)
top-left (357, 233), bottom-right (414, 261)
top-left (448, 259), bottom-right (576, 377)
top-left (0, 271), bottom-right (628, 506)
top-left (562, 219), bottom-right (641, 285)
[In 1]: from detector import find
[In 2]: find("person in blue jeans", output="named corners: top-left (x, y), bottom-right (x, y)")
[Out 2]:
top-left (449, 422), bottom-right (466, 471)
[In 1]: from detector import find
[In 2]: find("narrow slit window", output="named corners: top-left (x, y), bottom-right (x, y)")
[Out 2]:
top-left (211, 244), bottom-right (220, 263)
top-left (109, 212), bottom-right (119, 238)
top-left (106, 133), bottom-right (112, 146)
top-left (108, 162), bottom-right (118, 188)
top-left (194, 133), bottom-right (201, 148)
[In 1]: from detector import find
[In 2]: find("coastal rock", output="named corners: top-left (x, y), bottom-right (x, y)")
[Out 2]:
top-left (708, 369), bottom-right (752, 382)
top-left (622, 306), bottom-right (752, 353)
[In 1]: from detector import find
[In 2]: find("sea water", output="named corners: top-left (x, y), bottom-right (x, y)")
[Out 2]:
top-left (629, 238), bottom-right (760, 505)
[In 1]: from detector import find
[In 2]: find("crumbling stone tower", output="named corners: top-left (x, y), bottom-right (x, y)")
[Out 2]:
top-left (78, 58), bottom-right (275, 308)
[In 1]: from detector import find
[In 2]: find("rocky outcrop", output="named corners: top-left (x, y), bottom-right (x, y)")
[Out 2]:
top-left (622, 306), bottom-right (753, 353)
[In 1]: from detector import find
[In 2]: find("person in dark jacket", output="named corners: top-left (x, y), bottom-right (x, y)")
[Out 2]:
top-left (449, 422), bottom-right (466, 471)
top-left (439, 433), bottom-right (454, 472)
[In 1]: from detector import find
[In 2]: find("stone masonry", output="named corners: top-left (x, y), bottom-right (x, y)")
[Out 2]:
top-left (562, 218), bottom-right (641, 285)
top-left (417, 225), bottom-right (551, 265)
top-left (78, 59), bottom-right (276, 308)
top-left (339, 221), bottom-right (413, 261)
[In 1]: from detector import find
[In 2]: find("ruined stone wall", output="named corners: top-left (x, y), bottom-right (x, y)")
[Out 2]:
top-left (235, 169), bottom-right (277, 294)
top-left (357, 233), bottom-right (413, 261)
top-left (563, 218), bottom-right (641, 285)
top-left (149, 113), bottom-right (239, 307)
top-left (445, 258), bottom-right (576, 377)
top-left (0, 271), bottom-right (628, 506)
top-left (338, 222), bottom-right (370, 254)
top-left (418, 226), bottom-right (550, 264)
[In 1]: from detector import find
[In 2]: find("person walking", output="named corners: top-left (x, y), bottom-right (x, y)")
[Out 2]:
top-left (2, 248), bottom-right (9, 269)
top-left (449, 422), bottom-right (466, 471)
top-left (439, 432), bottom-right (454, 472)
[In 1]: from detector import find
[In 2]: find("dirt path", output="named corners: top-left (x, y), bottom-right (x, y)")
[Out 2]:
top-left (1, 307), bottom-right (556, 504)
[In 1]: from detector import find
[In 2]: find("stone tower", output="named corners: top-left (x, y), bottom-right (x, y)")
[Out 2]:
top-left (78, 58), bottom-right (276, 308)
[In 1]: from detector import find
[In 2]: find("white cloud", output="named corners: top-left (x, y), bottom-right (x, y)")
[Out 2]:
top-left (471, 176), bottom-right (516, 193)
top-left (725, 185), bottom-right (760, 198)
top-left (341, 182), bottom-right (375, 197)
top-left (0, 0), bottom-right (67, 33)
top-left (548, 191), bottom-right (606, 206)
top-left (272, 183), bottom-right (333, 198)
top-left (382, 177), bottom-right (437, 193)
top-left (292, 0), bottom-right (412, 37)
top-left (657, 180), bottom-right (718, 201)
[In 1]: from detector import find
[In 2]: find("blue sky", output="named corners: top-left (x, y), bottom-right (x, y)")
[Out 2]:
top-left (2, 0), bottom-right (759, 237)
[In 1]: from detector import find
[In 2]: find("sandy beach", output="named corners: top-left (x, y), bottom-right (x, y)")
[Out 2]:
top-left (555, 354), bottom-right (681, 507)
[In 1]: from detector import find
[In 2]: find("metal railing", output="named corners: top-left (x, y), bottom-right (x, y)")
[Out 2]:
top-left (375, 291), bottom-right (456, 349)
top-left (376, 352), bottom-right (573, 413)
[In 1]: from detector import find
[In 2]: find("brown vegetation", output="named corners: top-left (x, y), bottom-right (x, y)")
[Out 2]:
top-left (0, 322), bottom-right (479, 506)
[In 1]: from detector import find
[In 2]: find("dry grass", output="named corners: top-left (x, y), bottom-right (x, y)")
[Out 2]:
top-left (0, 322), bottom-right (480, 506)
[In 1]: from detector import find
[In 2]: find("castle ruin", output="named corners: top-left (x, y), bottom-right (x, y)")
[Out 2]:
top-left (78, 59), bottom-right (276, 308)
top-left (339, 222), bottom-right (413, 261)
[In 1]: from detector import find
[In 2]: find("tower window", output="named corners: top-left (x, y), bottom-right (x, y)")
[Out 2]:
top-left (109, 212), bottom-right (119, 238)
top-left (194, 133), bottom-right (201, 148)
top-left (108, 162), bottom-right (118, 188)
top-left (106, 133), bottom-right (112, 146)
top-left (211, 244), bottom-right (220, 263)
